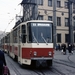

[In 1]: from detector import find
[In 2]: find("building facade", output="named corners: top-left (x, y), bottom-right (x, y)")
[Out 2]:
top-left (21, 0), bottom-right (75, 47)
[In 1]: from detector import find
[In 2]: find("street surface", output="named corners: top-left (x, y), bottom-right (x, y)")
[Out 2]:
top-left (5, 50), bottom-right (75, 75)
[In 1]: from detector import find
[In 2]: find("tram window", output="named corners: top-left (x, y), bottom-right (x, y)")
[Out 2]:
top-left (13, 28), bottom-right (17, 43)
top-left (22, 25), bottom-right (26, 33)
top-left (21, 25), bottom-right (26, 43)
top-left (17, 26), bottom-right (20, 43)
top-left (7, 34), bottom-right (10, 43)
top-left (22, 35), bottom-right (26, 43)
top-left (28, 22), bottom-right (52, 43)
top-left (27, 23), bottom-right (32, 43)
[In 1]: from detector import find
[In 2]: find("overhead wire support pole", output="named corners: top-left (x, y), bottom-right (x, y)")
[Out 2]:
top-left (53, 0), bottom-right (57, 49)
top-left (68, 0), bottom-right (73, 44)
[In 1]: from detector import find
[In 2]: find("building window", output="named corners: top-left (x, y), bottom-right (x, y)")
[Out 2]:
top-left (65, 34), bottom-right (69, 43)
top-left (73, 3), bottom-right (75, 13)
top-left (73, 3), bottom-right (75, 9)
top-left (48, 16), bottom-right (52, 21)
top-left (38, 15), bottom-right (43, 20)
top-left (65, 18), bottom-right (68, 27)
top-left (48, 0), bottom-right (52, 7)
top-left (57, 1), bottom-right (61, 7)
top-left (65, 2), bottom-right (68, 9)
top-left (57, 34), bottom-right (61, 43)
top-left (57, 17), bottom-right (61, 26)
top-left (37, 0), bottom-right (43, 5)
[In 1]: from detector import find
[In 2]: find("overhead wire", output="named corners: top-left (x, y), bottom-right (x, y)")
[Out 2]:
top-left (3, 4), bottom-right (22, 32)
top-left (0, 4), bottom-right (22, 40)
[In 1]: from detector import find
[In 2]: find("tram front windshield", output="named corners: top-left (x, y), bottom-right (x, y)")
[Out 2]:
top-left (28, 22), bottom-right (52, 43)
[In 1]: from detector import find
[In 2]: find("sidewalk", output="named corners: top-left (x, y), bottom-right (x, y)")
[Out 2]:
top-left (54, 50), bottom-right (75, 63)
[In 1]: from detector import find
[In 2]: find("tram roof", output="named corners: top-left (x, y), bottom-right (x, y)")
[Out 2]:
top-left (21, 20), bottom-right (53, 24)
top-left (12, 20), bottom-right (53, 31)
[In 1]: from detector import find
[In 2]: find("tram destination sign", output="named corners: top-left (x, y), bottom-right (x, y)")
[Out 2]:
top-left (69, 0), bottom-right (75, 3)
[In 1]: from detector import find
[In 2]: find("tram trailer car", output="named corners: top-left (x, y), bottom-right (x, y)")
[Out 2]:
top-left (1, 36), bottom-right (8, 53)
top-left (1, 37), bottom-right (5, 51)
top-left (1, 33), bottom-right (10, 53)
top-left (2, 20), bottom-right (54, 67)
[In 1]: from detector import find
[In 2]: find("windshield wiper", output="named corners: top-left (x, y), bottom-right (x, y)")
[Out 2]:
top-left (32, 32), bottom-right (39, 44)
top-left (41, 33), bottom-right (48, 45)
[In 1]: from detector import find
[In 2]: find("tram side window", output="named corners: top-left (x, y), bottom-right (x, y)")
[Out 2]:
top-left (27, 23), bottom-right (33, 43)
top-left (17, 26), bottom-right (20, 43)
top-left (5, 36), bottom-right (7, 43)
top-left (21, 25), bottom-right (26, 43)
top-left (13, 29), bottom-right (17, 43)
top-left (7, 34), bottom-right (10, 43)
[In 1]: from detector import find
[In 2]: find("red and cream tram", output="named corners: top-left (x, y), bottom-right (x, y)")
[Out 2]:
top-left (1, 20), bottom-right (54, 67)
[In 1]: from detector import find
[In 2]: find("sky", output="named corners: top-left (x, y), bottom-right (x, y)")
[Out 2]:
top-left (0, 0), bottom-right (22, 32)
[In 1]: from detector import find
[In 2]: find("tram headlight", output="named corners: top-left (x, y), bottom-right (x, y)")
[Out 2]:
top-left (34, 51), bottom-right (37, 56)
top-left (48, 51), bottom-right (52, 56)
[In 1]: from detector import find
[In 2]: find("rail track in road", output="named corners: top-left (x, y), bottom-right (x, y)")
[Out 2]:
top-left (54, 54), bottom-right (75, 69)
top-left (68, 54), bottom-right (75, 64)
top-left (5, 53), bottom-right (75, 75)
top-left (30, 67), bottom-right (66, 75)
top-left (53, 53), bottom-right (75, 75)
top-left (53, 60), bottom-right (75, 75)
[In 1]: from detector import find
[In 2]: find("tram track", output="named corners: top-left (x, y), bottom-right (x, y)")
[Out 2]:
top-left (18, 65), bottom-right (66, 75)
top-left (31, 67), bottom-right (66, 75)
top-left (68, 54), bottom-right (75, 64)
top-left (5, 52), bottom-right (75, 75)
top-left (32, 69), bottom-right (45, 75)
top-left (5, 53), bottom-right (69, 75)
top-left (53, 54), bottom-right (75, 69)
top-left (5, 53), bottom-right (47, 75)
top-left (54, 60), bottom-right (75, 68)
top-left (50, 67), bottom-right (65, 75)
top-left (53, 61), bottom-right (75, 75)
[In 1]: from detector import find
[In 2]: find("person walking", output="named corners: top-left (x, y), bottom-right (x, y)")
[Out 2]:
top-left (61, 43), bottom-right (66, 55)
top-left (68, 43), bottom-right (72, 54)
top-left (0, 50), bottom-right (6, 75)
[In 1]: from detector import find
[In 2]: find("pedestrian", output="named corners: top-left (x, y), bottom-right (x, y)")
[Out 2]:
top-left (58, 44), bottom-right (60, 51)
top-left (0, 50), bottom-right (6, 75)
top-left (61, 43), bottom-right (66, 55)
top-left (68, 43), bottom-right (72, 54)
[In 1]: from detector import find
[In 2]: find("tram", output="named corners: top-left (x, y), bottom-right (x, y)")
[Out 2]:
top-left (1, 20), bottom-right (54, 67)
